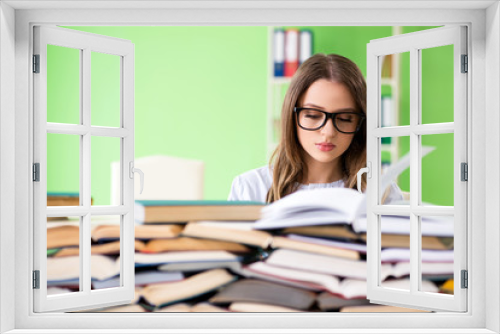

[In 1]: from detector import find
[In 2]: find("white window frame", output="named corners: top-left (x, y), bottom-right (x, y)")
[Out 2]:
top-left (0, 2), bottom-right (498, 333)
top-left (366, 26), bottom-right (468, 312)
top-left (33, 25), bottom-right (136, 312)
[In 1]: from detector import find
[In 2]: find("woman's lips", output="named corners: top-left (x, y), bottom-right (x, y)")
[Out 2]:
top-left (316, 143), bottom-right (335, 152)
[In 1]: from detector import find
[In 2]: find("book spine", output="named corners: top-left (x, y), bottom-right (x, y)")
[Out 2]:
top-left (284, 29), bottom-right (299, 77)
top-left (381, 96), bottom-right (392, 144)
top-left (273, 28), bottom-right (285, 77)
top-left (299, 30), bottom-right (312, 65)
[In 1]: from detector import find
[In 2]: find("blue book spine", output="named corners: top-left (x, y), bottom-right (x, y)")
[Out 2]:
top-left (274, 28), bottom-right (285, 77)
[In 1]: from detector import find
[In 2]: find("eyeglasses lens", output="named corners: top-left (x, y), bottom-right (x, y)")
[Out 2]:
top-left (298, 109), bottom-right (361, 133)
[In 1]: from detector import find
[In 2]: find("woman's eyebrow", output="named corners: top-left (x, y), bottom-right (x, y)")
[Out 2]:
top-left (303, 103), bottom-right (325, 109)
top-left (303, 104), bottom-right (356, 112)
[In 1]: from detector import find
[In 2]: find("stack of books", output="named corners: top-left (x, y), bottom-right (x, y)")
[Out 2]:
top-left (47, 193), bottom-right (453, 313)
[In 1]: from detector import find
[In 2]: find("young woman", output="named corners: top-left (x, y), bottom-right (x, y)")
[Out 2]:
top-left (228, 53), bottom-right (402, 204)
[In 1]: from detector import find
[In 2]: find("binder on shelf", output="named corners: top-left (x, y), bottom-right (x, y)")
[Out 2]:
top-left (299, 30), bottom-right (312, 65)
top-left (273, 28), bottom-right (285, 77)
top-left (284, 29), bottom-right (299, 77)
top-left (381, 95), bottom-right (392, 144)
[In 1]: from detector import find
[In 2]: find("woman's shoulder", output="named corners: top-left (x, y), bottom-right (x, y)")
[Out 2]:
top-left (227, 166), bottom-right (273, 202)
top-left (236, 165), bottom-right (273, 183)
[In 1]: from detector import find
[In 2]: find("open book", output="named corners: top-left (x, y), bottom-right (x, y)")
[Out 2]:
top-left (253, 146), bottom-right (453, 236)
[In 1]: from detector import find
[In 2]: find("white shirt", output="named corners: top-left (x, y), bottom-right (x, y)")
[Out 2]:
top-left (228, 165), bottom-right (404, 204)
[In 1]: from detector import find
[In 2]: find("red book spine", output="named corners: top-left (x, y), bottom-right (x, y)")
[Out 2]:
top-left (284, 29), bottom-right (299, 77)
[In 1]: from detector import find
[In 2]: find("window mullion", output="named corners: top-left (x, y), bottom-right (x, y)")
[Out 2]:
top-left (80, 47), bottom-right (92, 294)
top-left (409, 47), bottom-right (420, 295)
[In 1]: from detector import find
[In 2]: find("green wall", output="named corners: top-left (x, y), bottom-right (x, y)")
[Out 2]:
top-left (46, 26), bottom-right (453, 205)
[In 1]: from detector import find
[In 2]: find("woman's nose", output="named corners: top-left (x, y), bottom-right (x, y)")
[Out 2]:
top-left (320, 118), bottom-right (338, 137)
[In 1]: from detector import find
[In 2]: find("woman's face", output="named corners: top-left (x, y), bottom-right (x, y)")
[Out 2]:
top-left (296, 79), bottom-right (357, 168)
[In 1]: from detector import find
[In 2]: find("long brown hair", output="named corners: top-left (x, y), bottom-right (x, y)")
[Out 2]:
top-left (266, 54), bottom-right (367, 203)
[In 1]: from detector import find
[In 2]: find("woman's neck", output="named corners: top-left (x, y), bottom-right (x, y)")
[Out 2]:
top-left (302, 157), bottom-right (344, 184)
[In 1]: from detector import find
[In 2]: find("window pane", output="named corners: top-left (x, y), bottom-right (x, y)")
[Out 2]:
top-left (91, 215), bottom-right (122, 290)
top-left (47, 45), bottom-right (81, 124)
top-left (421, 133), bottom-right (454, 206)
top-left (91, 136), bottom-right (121, 206)
top-left (380, 51), bottom-right (409, 127)
top-left (47, 133), bottom-right (80, 206)
top-left (380, 136), bottom-right (410, 205)
top-left (419, 215), bottom-right (454, 296)
top-left (91, 52), bottom-right (121, 127)
top-left (47, 216), bottom-right (81, 295)
top-left (380, 214), bottom-right (410, 292)
top-left (421, 45), bottom-right (454, 124)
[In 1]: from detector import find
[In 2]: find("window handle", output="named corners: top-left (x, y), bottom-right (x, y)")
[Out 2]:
top-left (356, 162), bottom-right (371, 193)
top-left (129, 162), bottom-right (144, 194)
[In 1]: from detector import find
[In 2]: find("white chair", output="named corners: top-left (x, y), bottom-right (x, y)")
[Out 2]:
top-left (111, 155), bottom-right (205, 205)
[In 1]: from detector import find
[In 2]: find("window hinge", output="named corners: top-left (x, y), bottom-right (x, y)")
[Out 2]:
top-left (461, 270), bottom-right (468, 289)
top-left (461, 162), bottom-right (468, 181)
top-left (33, 54), bottom-right (40, 73)
top-left (461, 54), bottom-right (468, 73)
top-left (33, 270), bottom-right (40, 289)
top-left (33, 163), bottom-right (40, 182)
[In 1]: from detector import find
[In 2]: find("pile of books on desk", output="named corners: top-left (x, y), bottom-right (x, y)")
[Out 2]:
top-left (46, 192), bottom-right (454, 313)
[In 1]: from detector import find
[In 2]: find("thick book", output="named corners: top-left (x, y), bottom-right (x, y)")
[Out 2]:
top-left (209, 279), bottom-right (316, 310)
top-left (47, 192), bottom-right (80, 206)
top-left (140, 269), bottom-right (236, 308)
top-left (142, 237), bottom-right (250, 253)
top-left (158, 259), bottom-right (242, 273)
top-left (47, 255), bottom-right (120, 282)
top-left (47, 192), bottom-right (94, 207)
top-left (181, 222), bottom-right (273, 248)
top-left (92, 224), bottom-right (183, 242)
top-left (287, 232), bottom-right (453, 251)
top-left (51, 240), bottom-right (146, 257)
top-left (47, 225), bottom-right (80, 249)
top-left (316, 291), bottom-right (371, 311)
top-left (279, 234), bottom-right (366, 254)
top-left (92, 270), bottom-right (184, 290)
top-left (134, 200), bottom-right (265, 223)
top-left (182, 221), bottom-right (360, 260)
top-left (360, 233), bottom-right (454, 250)
top-left (229, 302), bottom-right (300, 312)
top-left (271, 235), bottom-right (360, 260)
top-left (266, 249), bottom-right (392, 281)
top-left (282, 225), bottom-right (360, 241)
top-left (134, 250), bottom-right (241, 267)
top-left (266, 249), bottom-right (453, 281)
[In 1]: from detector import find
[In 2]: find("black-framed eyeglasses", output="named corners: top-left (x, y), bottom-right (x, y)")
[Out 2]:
top-left (294, 107), bottom-right (366, 134)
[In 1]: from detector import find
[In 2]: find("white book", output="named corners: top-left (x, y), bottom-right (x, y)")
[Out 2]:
top-left (380, 248), bottom-right (454, 263)
top-left (391, 261), bottom-right (454, 278)
top-left (286, 234), bottom-right (368, 253)
top-left (353, 215), bottom-right (454, 237)
top-left (134, 250), bottom-right (240, 267)
top-left (265, 249), bottom-right (393, 281)
top-left (240, 262), bottom-right (439, 299)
